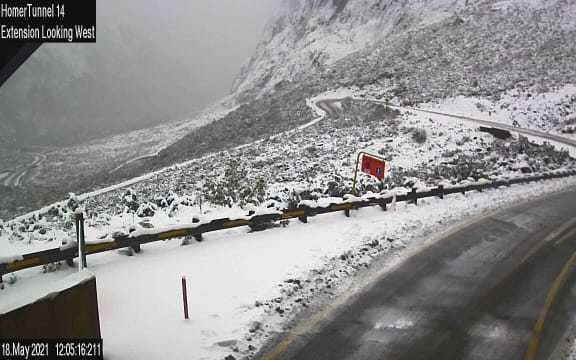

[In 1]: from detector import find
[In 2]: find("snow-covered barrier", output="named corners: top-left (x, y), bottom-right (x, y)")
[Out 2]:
top-left (0, 270), bottom-right (101, 339)
top-left (1, 169), bottom-right (576, 281)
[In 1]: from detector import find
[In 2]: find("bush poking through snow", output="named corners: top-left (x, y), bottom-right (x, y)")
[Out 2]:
top-left (248, 219), bottom-right (280, 232)
top-left (42, 262), bottom-right (63, 273)
top-left (136, 202), bottom-right (157, 218)
top-left (122, 188), bottom-right (140, 212)
top-left (202, 159), bottom-right (267, 208)
top-left (411, 128), bottom-right (427, 144)
top-left (7, 273), bottom-right (17, 285)
top-left (66, 193), bottom-right (80, 212)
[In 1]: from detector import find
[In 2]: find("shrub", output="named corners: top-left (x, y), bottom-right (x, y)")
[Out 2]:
top-left (411, 128), bottom-right (427, 144)
top-left (202, 159), bottom-right (267, 208)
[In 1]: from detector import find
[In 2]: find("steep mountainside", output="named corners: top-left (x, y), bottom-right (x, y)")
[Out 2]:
top-left (231, 0), bottom-right (470, 101)
top-left (231, 0), bottom-right (574, 103)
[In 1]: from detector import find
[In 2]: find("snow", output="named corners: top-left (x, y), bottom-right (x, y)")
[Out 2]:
top-left (0, 82), bottom-right (575, 359)
top-left (0, 270), bottom-right (94, 315)
top-left (0, 254), bottom-right (23, 264)
top-left (3, 86), bottom-right (575, 258)
top-left (232, 0), bottom-right (470, 100)
top-left (1, 176), bottom-right (576, 359)
top-left (491, 0), bottom-right (549, 11)
top-left (420, 85), bottom-right (576, 141)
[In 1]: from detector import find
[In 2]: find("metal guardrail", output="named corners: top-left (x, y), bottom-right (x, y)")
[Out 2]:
top-left (1, 169), bottom-right (576, 281)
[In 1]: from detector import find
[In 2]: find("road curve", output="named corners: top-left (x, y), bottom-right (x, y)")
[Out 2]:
top-left (3, 152), bottom-right (46, 187)
top-left (258, 188), bottom-right (576, 360)
top-left (315, 99), bottom-right (576, 149)
top-left (404, 106), bottom-right (576, 148)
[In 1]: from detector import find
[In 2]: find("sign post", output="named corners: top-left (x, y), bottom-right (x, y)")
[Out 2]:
top-left (352, 152), bottom-right (386, 195)
top-left (74, 208), bottom-right (87, 270)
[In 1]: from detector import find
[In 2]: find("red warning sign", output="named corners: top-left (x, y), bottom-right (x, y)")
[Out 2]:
top-left (361, 154), bottom-right (386, 179)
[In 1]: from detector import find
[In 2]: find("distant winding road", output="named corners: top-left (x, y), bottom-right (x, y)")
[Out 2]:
top-left (3, 152), bottom-right (46, 187)
top-left (403, 105), bottom-right (576, 148)
top-left (316, 99), bottom-right (576, 149)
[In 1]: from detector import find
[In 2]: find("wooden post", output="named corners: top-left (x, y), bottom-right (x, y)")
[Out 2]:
top-left (182, 276), bottom-right (189, 320)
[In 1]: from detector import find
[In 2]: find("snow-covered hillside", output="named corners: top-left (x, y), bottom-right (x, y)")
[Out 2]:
top-left (31, 107), bottom-right (231, 189)
top-left (1, 94), bottom-right (574, 258)
top-left (0, 106), bottom-right (233, 221)
top-left (130, 0), bottom-right (576, 194)
top-left (1, 93), bottom-right (576, 360)
top-left (232, 0), bottom-right (469, 100)
top-left (231, 0), bottom-right (572, 103)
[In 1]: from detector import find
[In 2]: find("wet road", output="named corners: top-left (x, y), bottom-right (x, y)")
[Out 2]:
top-left (259, 188), bottom-right (576, 360)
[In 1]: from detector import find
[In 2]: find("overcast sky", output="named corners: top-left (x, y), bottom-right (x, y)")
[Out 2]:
top-left (98, 0), bottom-right (282, 108)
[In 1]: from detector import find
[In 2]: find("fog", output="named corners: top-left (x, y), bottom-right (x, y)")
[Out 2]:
top-left (98, 0), bottom-right (282, 107)
top-left (0, 0), bottom-right (282, 146)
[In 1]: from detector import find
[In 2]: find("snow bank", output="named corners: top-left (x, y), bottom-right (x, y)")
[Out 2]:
top-left (0, 270), bottom-right (94, 315)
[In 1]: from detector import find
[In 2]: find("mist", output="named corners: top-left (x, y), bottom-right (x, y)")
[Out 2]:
top-left (97, 0), bottom-right (282, 107)
top-left (0, 0), bottom-right (282, 147)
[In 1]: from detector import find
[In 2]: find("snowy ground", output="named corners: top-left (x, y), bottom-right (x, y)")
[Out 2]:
top-left (26, 106), bottom-right (233, 190)
top-left (420, 84), bottom-right (576, 140)
top-left (1, 86), bottom-right (576, 359)
top-left (1, 177), bottom-right (575, 360)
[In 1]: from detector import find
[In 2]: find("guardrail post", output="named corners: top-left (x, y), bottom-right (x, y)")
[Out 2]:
top-left (192, 217), bottom-right (203, 242)
top-left (437, 185), bottom-right (444, 200)
top-left (411, 188), bottom-right (418, 205)
top-left (298, 206), bottom-right (308, 223)
top-left (75, 209), bottom-right (87, 270)
top-left (380, 201), bottom-right (387, 211)
top-left (131, 244), bottom-right (141, 253)
top-left (344, 209), bottom-right (351, 217)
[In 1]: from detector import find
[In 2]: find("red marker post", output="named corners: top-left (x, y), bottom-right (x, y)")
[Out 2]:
top-left (182, 276), bottom-right (189, 320)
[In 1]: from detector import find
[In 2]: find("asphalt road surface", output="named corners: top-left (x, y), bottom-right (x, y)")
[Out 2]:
top-left (259, 188), bottom-right (576, 360)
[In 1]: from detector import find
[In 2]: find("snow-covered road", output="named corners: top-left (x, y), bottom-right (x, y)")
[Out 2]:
top-left (3, 152), bottom-right (46, 187)
top-left (315, 97), bottom-right (576, 151)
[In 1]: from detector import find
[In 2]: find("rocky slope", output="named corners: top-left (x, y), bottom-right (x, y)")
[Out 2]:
top-left (231, 0), bottom-right (574, 103)
top-left (231, 0), bottom-right (470, 102)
